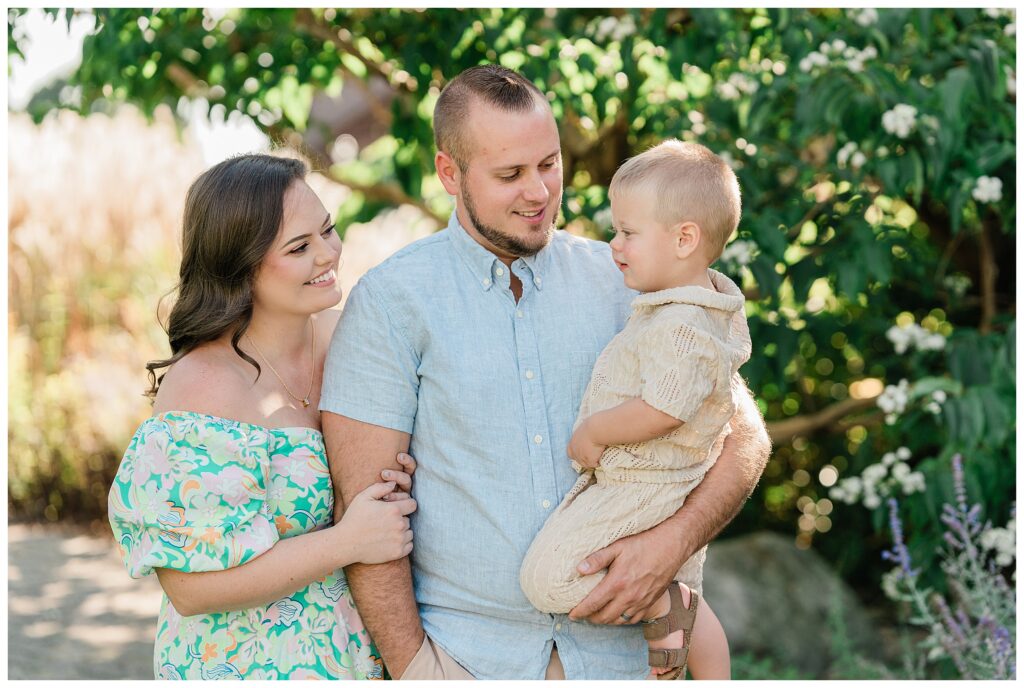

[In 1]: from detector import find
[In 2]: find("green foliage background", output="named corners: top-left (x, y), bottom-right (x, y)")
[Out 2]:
top-left (9, 7), bottom-right (1015, 608)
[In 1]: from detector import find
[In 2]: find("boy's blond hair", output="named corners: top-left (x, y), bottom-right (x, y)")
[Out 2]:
top-left (609, 139), bottom-right (741, 261)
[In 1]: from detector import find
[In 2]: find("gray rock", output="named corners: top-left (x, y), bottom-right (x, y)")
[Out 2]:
top-left (702, 531), bottom-right (874, 676)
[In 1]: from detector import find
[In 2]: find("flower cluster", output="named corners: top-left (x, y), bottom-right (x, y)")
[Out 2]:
top-left (592, 206), bottom-right (613, 231)
top-left (886, 321), bottom-right (946, 354)
top-left (593, 14), bottom-right (636, 43)
top-left (882, 104), bottom-right (918, 138)
top-left (720, 239), bottom-right (757, 267)
top-left (850, 8), bottom-right (879, 26)
top-left (830, 447), bottom-right (925, 509)
top-left (924, 389), bottom-right (947, 415)
top-left (980, 505), bottom-right (1016, 567)
top-left (837, 141), bottom-right (867, 170)
top-left (715, 72), bottom-right (759, 101)
top-left (799, 39), bottom-right (878, 74)
top-left (943, 273), bottom-right (972, 298)
top-left (880, 456), bottom-right (1016, 680)
top-left (877, 378), bottom-right (909, 423)
top-left (972, 176), bottom-right (1003, 203)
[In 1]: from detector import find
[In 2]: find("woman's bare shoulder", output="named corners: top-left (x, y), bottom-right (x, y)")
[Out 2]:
top-left (152, 343), bottom-right (256, 418)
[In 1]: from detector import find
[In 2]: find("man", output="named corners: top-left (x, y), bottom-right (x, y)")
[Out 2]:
top-left (320, 65), bottom-right (770, 680)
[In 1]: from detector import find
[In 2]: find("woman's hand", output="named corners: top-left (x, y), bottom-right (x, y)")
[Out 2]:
top-left (381, 452), bottom-right (416, 498)
top-left (336, 481), bottom-right (416, 564)
top-left (567, 419), bottom-right (606, 469)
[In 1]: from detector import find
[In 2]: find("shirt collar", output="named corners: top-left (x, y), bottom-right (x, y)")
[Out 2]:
top-left (447, 211), bottom-right (552, 291)
top-left (631, 268), bottom-right (745, 313)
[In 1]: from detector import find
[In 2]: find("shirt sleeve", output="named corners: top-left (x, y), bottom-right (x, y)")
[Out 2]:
top-left (107, 417), bottom-right (279, 578)
top-left (638, 307), bottom-right (721, 423)
top-left (319, 275), bottom-right (420, 434)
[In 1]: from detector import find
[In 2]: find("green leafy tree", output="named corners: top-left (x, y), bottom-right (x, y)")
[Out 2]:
top-left (10, 8), bottom-right (1015, 593)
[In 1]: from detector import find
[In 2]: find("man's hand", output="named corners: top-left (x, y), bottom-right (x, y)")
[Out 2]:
top-left (566, 419), bottom-right (606, 469)
top-left (567, 525), bottom-right (684, 624)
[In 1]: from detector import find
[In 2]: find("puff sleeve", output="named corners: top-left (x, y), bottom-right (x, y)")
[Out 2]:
top-left (107, 414), bottom-right (281, 578)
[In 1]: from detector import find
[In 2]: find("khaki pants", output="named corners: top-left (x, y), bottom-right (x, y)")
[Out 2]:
top-left (399, 635), bottom-right (565, 680)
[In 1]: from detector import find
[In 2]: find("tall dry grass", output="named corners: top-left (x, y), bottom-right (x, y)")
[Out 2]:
top-left (8, 107), bottom-right (435, 524)
top-left (9, 107), bottom-right (202, 521)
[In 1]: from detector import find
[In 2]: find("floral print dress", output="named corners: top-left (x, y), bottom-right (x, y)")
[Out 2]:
top-left (108, 411), bottom-right (382, 680)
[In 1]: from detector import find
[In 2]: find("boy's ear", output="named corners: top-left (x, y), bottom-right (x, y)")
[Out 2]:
top-left (435, 151), bottom-right (461, 195)
top-left (673, 221), bottom-right (703, 259)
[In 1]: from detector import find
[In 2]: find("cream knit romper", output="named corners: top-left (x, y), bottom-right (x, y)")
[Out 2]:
top-left (520, 269), bottom-right (751, 613)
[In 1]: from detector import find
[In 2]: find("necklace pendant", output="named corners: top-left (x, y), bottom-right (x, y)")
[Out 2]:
top-left (301, 398), bottom-right (311, 408)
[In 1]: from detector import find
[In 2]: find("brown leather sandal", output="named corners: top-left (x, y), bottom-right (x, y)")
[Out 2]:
top-left (642, 582), bottom-right (699, 680)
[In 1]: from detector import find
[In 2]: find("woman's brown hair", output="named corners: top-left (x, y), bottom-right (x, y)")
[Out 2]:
top-left (145, 154), bottom-right (307, 398)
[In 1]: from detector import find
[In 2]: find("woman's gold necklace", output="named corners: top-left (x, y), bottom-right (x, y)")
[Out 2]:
top-left (246, 321), bottom-right (316, 408)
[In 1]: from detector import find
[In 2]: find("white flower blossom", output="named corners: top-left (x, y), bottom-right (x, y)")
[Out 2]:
top-left (851, 8), bottom-right (879, 26)
top-left (593, 207), bottom-right (613, 231)
top-left (886, 322), bottom-right (946, 354)
top-left (882, 104), bottom-right (918, 138)
top-left (882, 452), bottom-right (898, 466)
top-left (972, 176), bottom-right (1003, 203)
top-left (721, 239), bottom-right (757, 267)
top-left (1007, 23), bottom-right (1016, 37)
top-left (864, 493), bottom-right (882, 509)
top-left (1006, 66), bottom-right (1016, 97)
top-left (980, 519), bottom-right (1015, 567)
top-left (850, 152), bottom-right (867, 169)
top-left (896, 447), bottom-right (912, 461)
top-left (837, 141), bottom-right (857, 167)
top-left (877, 379), bottom-right (910, 415)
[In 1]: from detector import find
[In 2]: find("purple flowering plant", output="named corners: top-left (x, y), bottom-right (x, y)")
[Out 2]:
top-left (883, 455), bottom-right (1015, 679)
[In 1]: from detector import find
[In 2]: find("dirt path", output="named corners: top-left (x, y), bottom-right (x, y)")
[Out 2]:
top-left (7, 523), bottom-right (162, 679)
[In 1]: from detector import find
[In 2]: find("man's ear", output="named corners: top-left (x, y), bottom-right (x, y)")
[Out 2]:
top-left (435, 151), bottom-right (461, 195)
top-left (673, 221), bottom-right (703, 259)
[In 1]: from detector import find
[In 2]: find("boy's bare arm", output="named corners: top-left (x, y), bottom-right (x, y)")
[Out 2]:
top-left (586, 398), bottom-right (683, 446)
top-left (569, 378), bottom-right (770, 623)
top-left (322, 412), bottom-right (424, 677)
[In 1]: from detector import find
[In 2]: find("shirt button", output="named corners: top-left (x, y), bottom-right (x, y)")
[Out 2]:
top-left (534, 435), bottom-right (543, 444)
top-left (542, 499), bottom-right (551, 509)
top-left (525, 370), bottom-right (534, 380)
top-left (516, 310), bottom-right (524, 318)
top-left (555, 622), bottom-right (562, 632)
top-left (534, 277), bottom-right (542, 286)
top-left (496, 267), bottom-right (505, 276)
top-left (482, 278), bottom-right (491, 287)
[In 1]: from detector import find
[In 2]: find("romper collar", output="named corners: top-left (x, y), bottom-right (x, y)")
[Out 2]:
top-left (631, 269), bottom-right (745, 313)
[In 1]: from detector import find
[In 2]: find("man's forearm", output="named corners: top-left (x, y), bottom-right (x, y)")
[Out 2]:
top-left (346, 559), bottom-right (424, 676)
top-left (657, 377), bottom-right (771, 560)
top-left (323, 413), bottom-right (424, 676)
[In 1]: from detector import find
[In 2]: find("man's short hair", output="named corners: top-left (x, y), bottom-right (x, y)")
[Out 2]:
top-left (434, 65), bottom-right (548, 170)
top-left (609, 140), bottom-right (742, 261)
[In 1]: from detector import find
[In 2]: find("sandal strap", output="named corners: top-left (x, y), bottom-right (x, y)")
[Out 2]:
top-left (648, 647), bottom-right (689, 669)
top-left (642, 584), bottom-right (700, 641)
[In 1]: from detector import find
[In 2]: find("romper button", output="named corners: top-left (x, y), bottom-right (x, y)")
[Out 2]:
top-left (516, 310), bottom-right (524, 318)
top-left (555, 623), bottom-right (562, 631)
top-left (482, 278), bottom-right (491, 287)
top-left (525, 370), bottom-right (534, 379)
top-left (534, 277), bottom-right (542, 286)
top-left (534, 435), bottom-right (543, 444)
top-left (542, 499), bottom-right (551, 509)
top-left (496, 267), bottom-right (505, 276)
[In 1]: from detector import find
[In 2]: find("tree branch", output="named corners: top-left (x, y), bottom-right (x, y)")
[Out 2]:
top-left (977, 221), bottom-right (997, 334)
top-left (766, 394), bottom-right (880, 445)
top-left (323, 168), bottom-right (447, 228)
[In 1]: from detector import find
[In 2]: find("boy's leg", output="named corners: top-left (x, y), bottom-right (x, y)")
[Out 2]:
top-left (685, 588), bottom-right (730, 680)
top-left (642, 583), bottom-right (730, 679)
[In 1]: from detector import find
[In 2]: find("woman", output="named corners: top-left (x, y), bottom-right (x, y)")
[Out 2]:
top-left (108, 154), bottom-right (414, 679)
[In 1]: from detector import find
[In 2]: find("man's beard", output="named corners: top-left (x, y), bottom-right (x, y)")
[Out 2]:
top-left (462, 178), bottom-right (558, 258)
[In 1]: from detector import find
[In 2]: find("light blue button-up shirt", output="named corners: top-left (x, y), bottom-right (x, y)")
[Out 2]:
top-left (321, 213), bottom-right (645, 679)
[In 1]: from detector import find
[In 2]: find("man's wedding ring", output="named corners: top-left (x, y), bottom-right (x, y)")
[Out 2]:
top-left (620, 612), bottom-right (632, 622)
